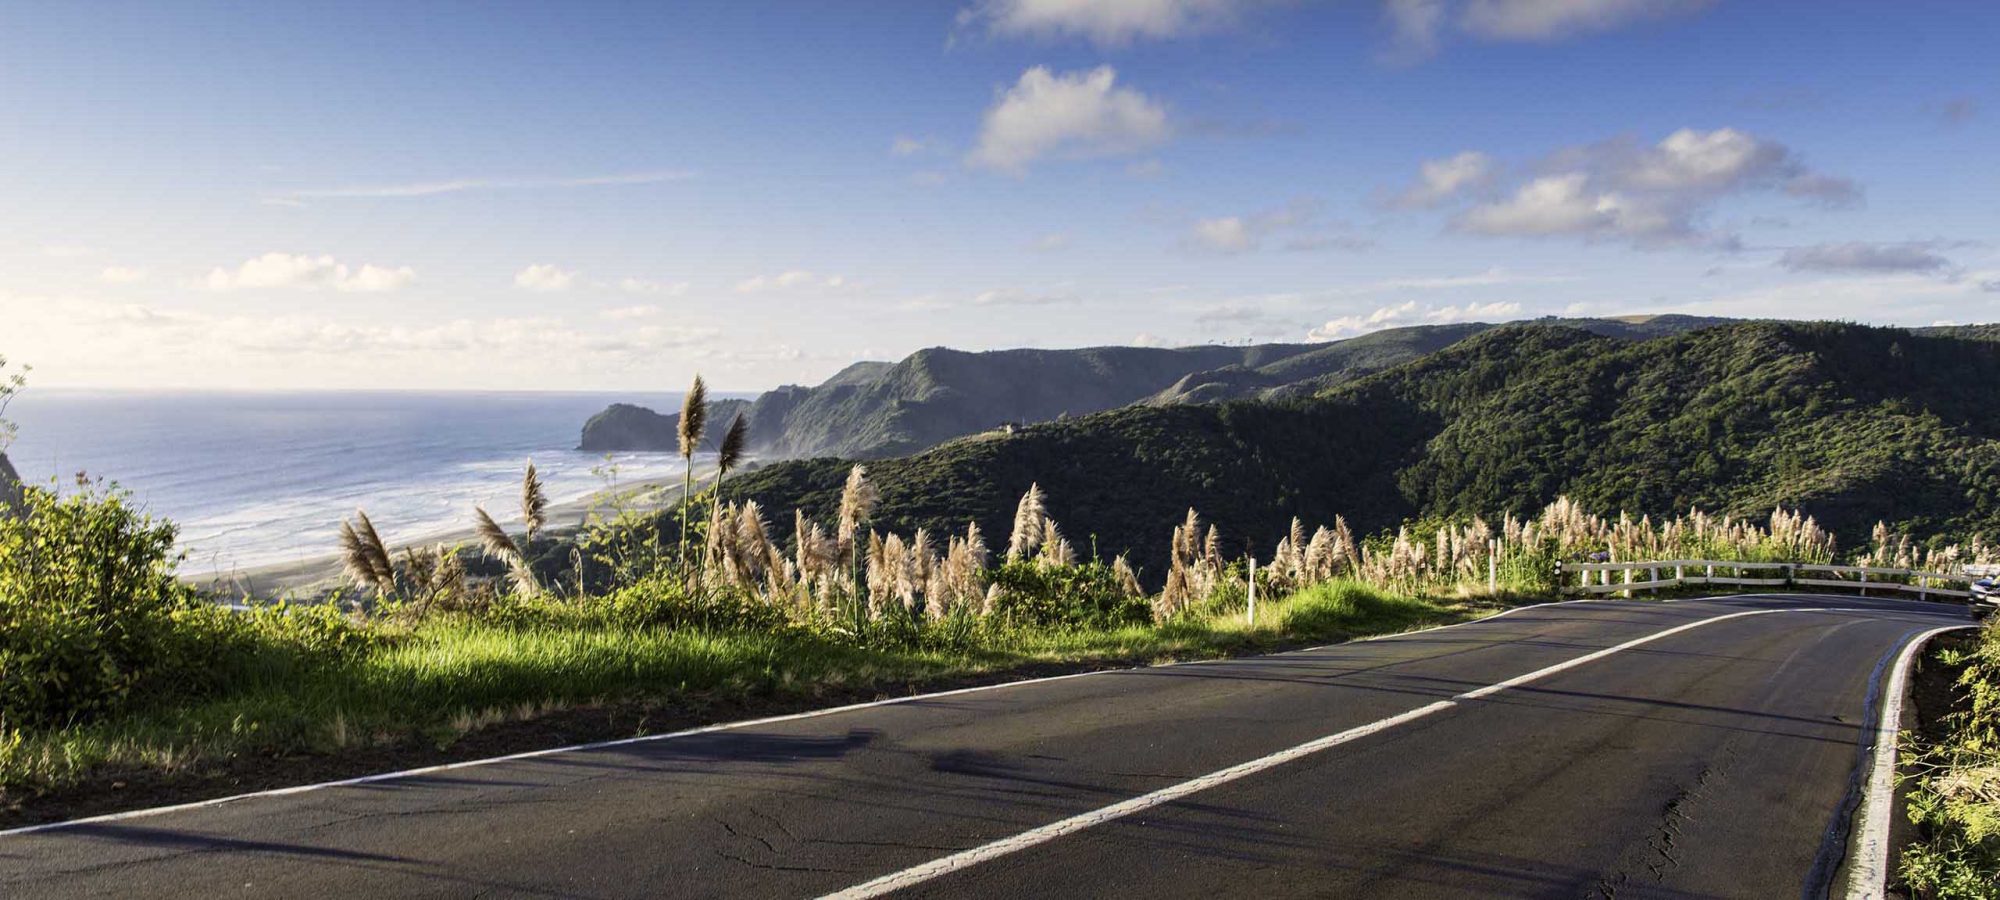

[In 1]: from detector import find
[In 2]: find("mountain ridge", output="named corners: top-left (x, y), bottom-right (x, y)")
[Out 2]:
top-left (720, 320), bottom-right (2000, 582)
top-left (580, 314), bottom-right (1739, 460)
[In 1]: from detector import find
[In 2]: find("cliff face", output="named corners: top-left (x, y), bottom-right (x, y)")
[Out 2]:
top-left (577, 400), bottom-right (752, 453)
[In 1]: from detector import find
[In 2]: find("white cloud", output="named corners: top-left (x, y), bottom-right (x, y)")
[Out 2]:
top-left (968, 66), bottom-right (1171, 174)
top-left (1029, 231), bottom-right (1072, 252)
top-left (1407, 128), bottom-right (1858, 250)
top-left (206, 253), bottom-right (416, 292)
top-left (4, 293), bottom-right (722, 389)
top-left (615, 277), bottom-right (690, 295)
top-left (1132, 332), bottom-right (1174, 347)
top-left (971, 288), bottom-right (1080, 306)
top-left (601, 304), bottom-right (662, 320)
top-left (1307, 300), bottom-right (1522, 340)
top-left (1394, 150), bottom-right (1494, 208)
top-left (1191, 217), bottom-right (1255, 253)
top-left (954, 0), bottom-right (1264, 46)
top-left (1778, 241), bottom-right (1955, 274)
top-left (734, 270), bottom-right (849, 293)
top-left (1461, 0), bottom-right (1713, 40)
top-left (1456, 173), bottom-right (1646, 238)
top-left (1184, 199), bottom-right (1330, 254)
top-left (1389, 0), bottom-right (1714, 59)
top-left (99, 266), bottom-right (149, 285)
top-left (514, 264), bottom-right (579, 292)
top-left (264, 170), bottom-right (694, 206)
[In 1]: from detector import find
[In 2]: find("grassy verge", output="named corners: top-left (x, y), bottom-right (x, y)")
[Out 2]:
top-left (0, 580), bottom-right (1492, 827)
top-left (1900, 616), bottom-right (2000, 899)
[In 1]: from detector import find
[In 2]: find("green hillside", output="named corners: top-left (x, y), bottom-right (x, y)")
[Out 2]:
top-left (582, 316), bottom-right (1734, 459)
top-left (725, 321), bottom-right (2000, 581)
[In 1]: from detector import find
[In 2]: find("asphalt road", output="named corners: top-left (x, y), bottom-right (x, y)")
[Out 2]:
top-left (2, 595), bottom-right (1977, 899)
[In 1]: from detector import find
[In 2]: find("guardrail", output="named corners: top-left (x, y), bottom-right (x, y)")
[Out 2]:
top-left (1556, 558), bottom-right (1981, 602)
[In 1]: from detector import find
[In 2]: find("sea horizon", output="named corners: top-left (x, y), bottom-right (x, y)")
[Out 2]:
top-left (4, 388), bottom-right (738, 573)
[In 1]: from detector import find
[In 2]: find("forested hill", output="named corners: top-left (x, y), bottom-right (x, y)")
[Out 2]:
top-left (582, 314), bottom-right (1733, 459)
top-left (725, 321), bottom-right (2000, 581)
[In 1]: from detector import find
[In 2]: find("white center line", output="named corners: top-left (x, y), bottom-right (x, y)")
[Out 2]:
top-left (820, 606), bottom-right (1869, 900)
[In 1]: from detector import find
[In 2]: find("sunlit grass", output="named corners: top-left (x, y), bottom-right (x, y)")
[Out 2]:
top-left (0, 581), bottom-right (1486, 802)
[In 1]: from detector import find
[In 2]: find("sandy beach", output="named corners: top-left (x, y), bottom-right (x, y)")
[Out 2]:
top-left (189, 464), bottom-right (721, 601)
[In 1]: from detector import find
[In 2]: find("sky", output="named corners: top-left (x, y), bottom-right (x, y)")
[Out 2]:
top-left (2, 0), bottom-right (1996, 392)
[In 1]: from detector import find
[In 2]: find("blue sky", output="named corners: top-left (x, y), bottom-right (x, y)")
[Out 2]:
top-left (3, 0), bottom-right (1995, 391)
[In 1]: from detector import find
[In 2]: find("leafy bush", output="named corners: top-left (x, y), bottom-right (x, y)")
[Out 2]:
top-left (1902, 620), bottom-right (2000, 899)
top-left (162, 602), bottom-right (380, 697)
top-left (488, 573), bottom-right (791, 633)
top-left (986, 559), bottom-right (1149, 629)
top-left (0, 483), bottom-right (194, 727)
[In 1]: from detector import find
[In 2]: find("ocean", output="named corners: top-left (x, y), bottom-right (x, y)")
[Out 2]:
top-left (4, 390), bottom-right (698, 575)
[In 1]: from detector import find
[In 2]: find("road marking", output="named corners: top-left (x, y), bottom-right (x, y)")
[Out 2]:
top-left (820, 605), bottom-right (1868, 900)
top-left (1843, 624), bottom-right (1975, 900)
top-left (0, 597), bottom-right (1612, 838)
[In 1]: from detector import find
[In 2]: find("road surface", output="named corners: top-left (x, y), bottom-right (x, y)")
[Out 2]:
top-left (1, 595), bottom-right (1976, 899)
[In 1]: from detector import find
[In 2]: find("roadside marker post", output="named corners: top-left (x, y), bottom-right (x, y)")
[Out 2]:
top-left (1488, 540), bottom-right (1498, 593)
top-left (1247, 557), bottom-right (1257, 625)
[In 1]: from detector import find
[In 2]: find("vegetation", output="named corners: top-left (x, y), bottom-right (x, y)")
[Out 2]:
top-left (5, 320), bottom-right (1998, 821)
top-left (0, 353), bottom-right (25, 450)
top-left (575, 316), bottom-right (1737, 458)
top-left (725, 322), bottom-right (2000, 580)
top-left (1902, 617), bottom-right (2000, 899)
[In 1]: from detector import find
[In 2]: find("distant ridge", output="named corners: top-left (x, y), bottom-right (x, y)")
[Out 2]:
top-left (580, 314), bottom-right (1737, 460)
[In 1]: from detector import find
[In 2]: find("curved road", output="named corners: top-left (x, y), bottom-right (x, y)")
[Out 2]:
top-left (1, 595), bottom-right (1976, 899)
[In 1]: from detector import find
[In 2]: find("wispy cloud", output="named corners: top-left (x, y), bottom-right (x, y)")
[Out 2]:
top-left (1777, 241), bottom-right (1957, 275)
top-left (735, 270), bottom-right (850, 293)
top-left (206, 253), bottom-right (416, 292)
top-left (1307, 300), bottom-right (1522, 340)
top-left (515, 264), bottom-right (580, 292)
top-left (263, 170), bottom-right (694, 206)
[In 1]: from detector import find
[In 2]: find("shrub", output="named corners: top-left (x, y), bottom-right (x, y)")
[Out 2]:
top-left (160, 602), bottom-right (381, 698)
top-left (986, 560), bottom-right (1150, 629)
top-left (488, 573), bottom-right (791, 634)
top-left (1902, 619), bottom-right (2000, 898)
top-left (0, 483), bottom-right (194, 727)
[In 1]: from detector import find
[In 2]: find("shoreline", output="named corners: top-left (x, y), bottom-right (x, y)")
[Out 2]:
top-left (188, 463), bottom-right (722, 601)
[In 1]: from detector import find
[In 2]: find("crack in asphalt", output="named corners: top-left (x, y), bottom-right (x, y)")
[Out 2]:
top-left (712, 850), bottom-right (856, 875)
top-left (1593, 741), bottom-right (1736, 898)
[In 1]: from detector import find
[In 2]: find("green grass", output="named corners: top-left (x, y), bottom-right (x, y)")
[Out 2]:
top-left (0, 580), bottom-right (1476, 806)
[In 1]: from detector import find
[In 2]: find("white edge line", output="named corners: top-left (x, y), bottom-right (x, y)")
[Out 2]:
top-left (819, 605), bottom-right (1871, 899)
top-left (1842, 624), bottom-right (1977, 899)
top-left (0, 596), bottom-right (1616, 838)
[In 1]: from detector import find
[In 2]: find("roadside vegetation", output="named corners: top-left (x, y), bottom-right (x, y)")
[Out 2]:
top-left (1, 361), bottom-right (1995, 822)
top-left (1902, 616), bottom-right (2000, 899)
